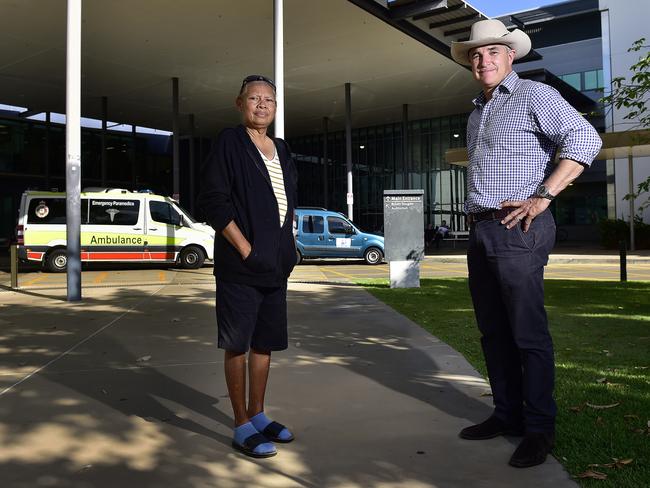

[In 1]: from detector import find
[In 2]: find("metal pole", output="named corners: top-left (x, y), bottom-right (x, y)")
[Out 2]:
top-left (402, 104), bottom-right (409, 189)
top-left (45, 112), bottom-right (51, 190)
top-left (131, 124), bottom-right (137, 188)
top-left (66, 0), bottom-right (82, 301)
top-left (101, 96), bottom-right (107, 186)
top-left (274, 0), bottom-right (285, 139)
top-left (172, 77), bottom-right (180, 200)
top-left (345, 82), bottom-right (353, 220)
top-left (189, 113), bottom-right (196, 214)
top-left (628, 152), bottom-right (635, 251)
top-left (323, 116), bottom-right (329, 208)
top-left (449, 165), bottom-right (455, 231)
top-left (619, 240), bottom-right (627, 282)
top-left (10, 245), bottom-right (18, 289)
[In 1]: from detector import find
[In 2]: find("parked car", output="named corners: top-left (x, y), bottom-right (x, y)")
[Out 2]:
top-left (294, 207), bottom-right (384, 265)
top-left (16, 188), bottom-right (214, 272)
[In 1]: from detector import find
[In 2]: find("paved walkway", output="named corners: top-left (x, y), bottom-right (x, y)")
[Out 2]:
top-left (0, 281), bottom-right (576, 487)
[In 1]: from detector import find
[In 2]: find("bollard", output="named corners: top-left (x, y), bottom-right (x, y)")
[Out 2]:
top-left (10, 244), bottom-right (19, 289)
top-left (619, 240), bottom-right (627, 282)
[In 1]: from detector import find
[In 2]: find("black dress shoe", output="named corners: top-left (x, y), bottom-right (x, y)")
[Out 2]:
top-left (459, 415), bottom-right (524, 440)
top-left (509, 432), bottom-right (555, 468)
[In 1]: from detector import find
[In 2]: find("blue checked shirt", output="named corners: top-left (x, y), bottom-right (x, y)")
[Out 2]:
top-left (465, 71), bottom-right (602, 213)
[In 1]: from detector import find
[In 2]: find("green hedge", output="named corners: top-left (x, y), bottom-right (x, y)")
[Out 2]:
top-left (599, 218), bottom-right (650, 249)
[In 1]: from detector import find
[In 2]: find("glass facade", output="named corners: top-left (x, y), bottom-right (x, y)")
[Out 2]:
top-left (0, 115), bottom-right (174, 245)
top-left (558, 69), bottom-right (604, 92)
top-left (289, 113), bottom-right (469, 233)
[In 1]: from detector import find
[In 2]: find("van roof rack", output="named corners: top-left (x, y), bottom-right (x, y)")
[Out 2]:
top-left (296, 206), bottom-right (327, 211)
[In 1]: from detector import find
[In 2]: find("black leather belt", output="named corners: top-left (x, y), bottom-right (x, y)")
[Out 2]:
top-left (467, 208), bottom-right (511, 223)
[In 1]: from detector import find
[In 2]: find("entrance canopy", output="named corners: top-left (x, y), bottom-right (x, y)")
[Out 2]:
top-left (0, 0), bottom-right (481, 137)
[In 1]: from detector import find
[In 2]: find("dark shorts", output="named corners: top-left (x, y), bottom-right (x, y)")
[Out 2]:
top-left (215, 279), bottom-right (288, 353)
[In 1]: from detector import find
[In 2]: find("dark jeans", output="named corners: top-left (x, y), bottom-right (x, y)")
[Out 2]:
top-left (467, 209), bottom-right (557, 433)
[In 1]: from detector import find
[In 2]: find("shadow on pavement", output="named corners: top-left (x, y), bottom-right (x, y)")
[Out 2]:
top-left (0, 282), bottom-right (569, 487)
top-left (287, 285), bottom-right (492, 426)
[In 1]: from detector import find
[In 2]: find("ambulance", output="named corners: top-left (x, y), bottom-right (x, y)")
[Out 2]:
top-left (16, 188), bottom-right (215, 272)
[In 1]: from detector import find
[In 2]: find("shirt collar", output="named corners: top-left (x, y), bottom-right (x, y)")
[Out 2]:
top-left (472, 70), bottom-right (520, 108)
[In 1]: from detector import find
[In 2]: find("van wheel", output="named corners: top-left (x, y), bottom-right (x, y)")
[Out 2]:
top-left (179, 246), bottom-right (204, 269)
top-left (296, 249), bottom-right (303, 265)
top-left (364, 247), bottom-right (383, 265)
top-left (46, 249), bottom-right (67, 273)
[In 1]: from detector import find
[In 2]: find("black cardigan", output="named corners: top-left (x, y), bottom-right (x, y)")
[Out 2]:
top-left (197, 125), bottom-right (298, 286)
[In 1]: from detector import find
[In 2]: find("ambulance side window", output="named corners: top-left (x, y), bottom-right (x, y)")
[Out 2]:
top-left (89, 199), bottom-right (140, 225)
top-left (27, 198), bottom-right (66, 224)
top-left (27, 198), bottom-right (90, 224)
top-left (150, 201), bottom-right (182, 226)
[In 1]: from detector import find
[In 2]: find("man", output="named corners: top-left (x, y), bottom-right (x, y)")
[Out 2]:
top-left (434, 220), bottom-right (449, 249)
top-left (198, 75), bottom-right (298, 458)
top-left (450, 20), bottom-right (601, 467)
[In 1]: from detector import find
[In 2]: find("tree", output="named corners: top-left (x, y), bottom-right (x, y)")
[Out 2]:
top-left (600, 38), bottom-right (650, 212)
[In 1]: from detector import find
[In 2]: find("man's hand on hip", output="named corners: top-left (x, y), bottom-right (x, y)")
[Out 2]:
top-left (500, 197), bottom-right (550, 232)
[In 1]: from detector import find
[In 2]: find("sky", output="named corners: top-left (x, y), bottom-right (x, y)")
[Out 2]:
top-left (461, 0), bottom-right (562, 17)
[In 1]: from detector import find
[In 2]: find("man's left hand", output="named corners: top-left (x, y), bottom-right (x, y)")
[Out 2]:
top-left (500, 197), bottom-right (550, 232)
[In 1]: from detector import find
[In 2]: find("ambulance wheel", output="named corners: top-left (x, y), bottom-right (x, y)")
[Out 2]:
top-left (364, 247), bottom-right (383, 265)
top-left (45, 249), bottom-right (67, 273)
top-left (179, 246), bottom-right (204, 269)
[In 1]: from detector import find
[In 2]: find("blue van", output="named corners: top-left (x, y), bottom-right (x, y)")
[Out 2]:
top-left (294, 207), bottom-right (384, 265)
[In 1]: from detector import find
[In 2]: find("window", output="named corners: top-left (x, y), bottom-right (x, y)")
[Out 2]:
top-left (27, 198), bottom-right (67, 224)
top-left (302, 215), bottom-right (323, 234)
top-left (561, 73), bottom-right (582, 91)
top-left (149, 201), bottom-right (182, 226)
top-left (597, 69), bottom-right (604, 89)
top-left (26, 198), bottom-right (90, 224)
top-left (89, 199), bottom-right (140, 225)
top-left (584, 69), bottom-right (604, 90)
top-left (327, 216), bottom-right (352, 234)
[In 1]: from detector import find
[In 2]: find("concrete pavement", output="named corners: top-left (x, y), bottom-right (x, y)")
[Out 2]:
top-left (0, 280), bottom-right (577, 487)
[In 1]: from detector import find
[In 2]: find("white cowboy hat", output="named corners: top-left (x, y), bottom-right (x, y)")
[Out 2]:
top-left (451, 19), bottom-right (531, 66)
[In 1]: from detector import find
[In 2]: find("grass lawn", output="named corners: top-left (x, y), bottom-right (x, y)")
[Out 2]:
top-left (361, 278), bottom-right (650, 487)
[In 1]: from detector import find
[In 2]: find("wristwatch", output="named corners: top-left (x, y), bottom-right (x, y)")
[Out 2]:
top-left (535, 184), bottom-right (555, 200)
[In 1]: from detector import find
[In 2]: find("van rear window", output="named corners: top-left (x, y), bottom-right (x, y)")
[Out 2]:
top-left (89, 199), bottom-right (140, 225)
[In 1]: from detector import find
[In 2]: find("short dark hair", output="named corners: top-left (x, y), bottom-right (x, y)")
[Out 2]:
top-left (239, 75), bottom-right (276, 94)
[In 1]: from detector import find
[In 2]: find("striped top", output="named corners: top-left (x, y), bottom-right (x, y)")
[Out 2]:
top-left (257, 147), bottom-right (287, 226)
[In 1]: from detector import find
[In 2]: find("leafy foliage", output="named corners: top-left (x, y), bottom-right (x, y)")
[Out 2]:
top-left (599, 217), bottom-right (650, 249)
top-left (601, 38), bottom-right (650, 130)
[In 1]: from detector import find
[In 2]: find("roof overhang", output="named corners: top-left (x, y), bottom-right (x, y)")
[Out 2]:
top-left (0, 0), bottom-right (483, 137)
top-left (518, 68), bottom-right (597, 113)
top-left (366, 0), bottom-right (543, 63)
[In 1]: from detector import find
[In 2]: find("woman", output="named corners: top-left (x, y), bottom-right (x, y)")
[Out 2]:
top-left (198, 75), bottom-right (298, 458)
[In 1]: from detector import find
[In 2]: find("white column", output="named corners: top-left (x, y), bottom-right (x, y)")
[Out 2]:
top-left (628, 152), bottom-right (635, 251)
top-left (101, 96), bottom-right (107, 186)
top-left (345, 83), bottom-right (353, 220)
top-left (172, 77), bottom-right (180, 201)
top-left (274, 0), bottom-right (285, 139)
top-left (66, 0), bottom-right (82, 301)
